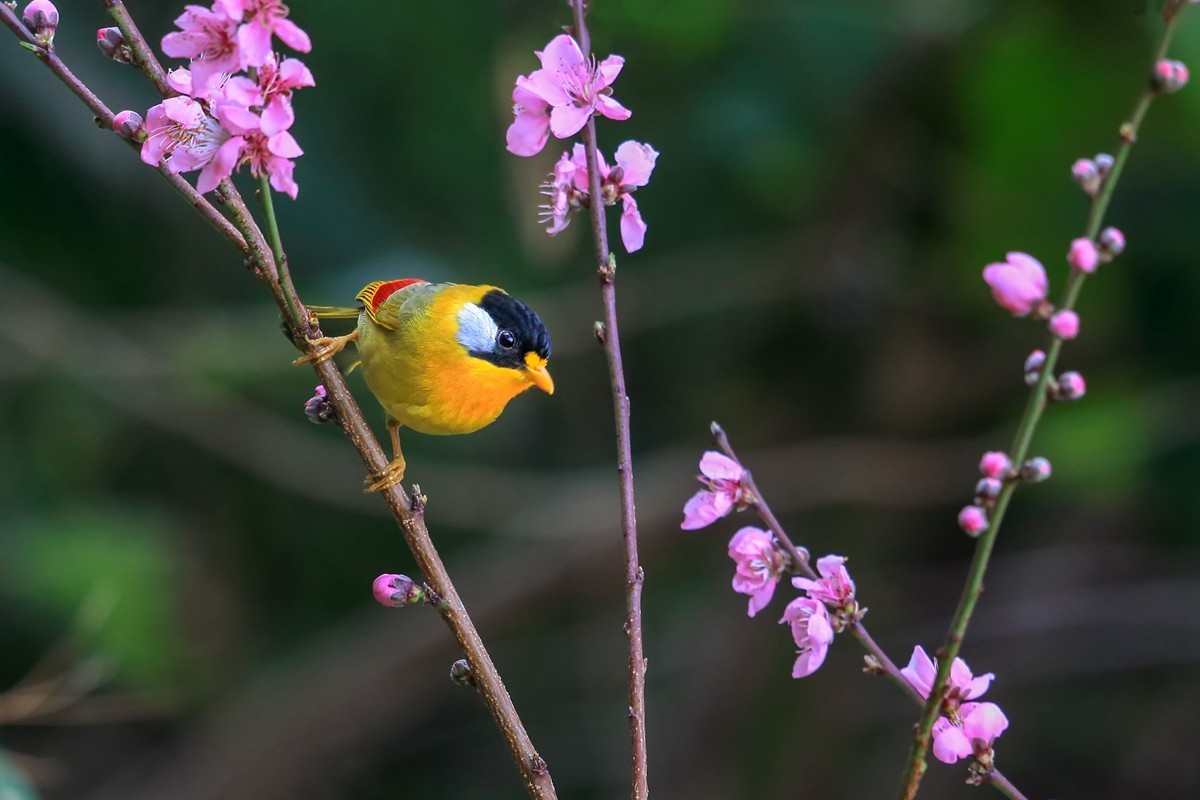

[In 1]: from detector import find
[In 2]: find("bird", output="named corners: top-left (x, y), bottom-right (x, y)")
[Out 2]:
top-left (296, 279), bottom-right (554, 492)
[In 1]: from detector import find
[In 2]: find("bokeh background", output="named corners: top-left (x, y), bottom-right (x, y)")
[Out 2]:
top-left (2, 0), bottom-right (1199, 798)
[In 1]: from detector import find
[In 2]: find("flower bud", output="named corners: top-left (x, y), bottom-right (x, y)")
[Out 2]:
top-left (22, 0), bottom-right (58, 47)
top-left (450, 658), bottom-right (476, 687)
top-left (958, 506), bottom-right (989, 537)
top-left (1070, 158), bottom-right (1100, 196)
top-left (1019, 457), bottom-right (1052, 483)
top-left (112, 110), bottom-right (144, 141)
top-left (1152, 59), bottom-right (1189, 93)
top-left (303, 385), bottom-right (337, 424)
top-left (974, 477), bottom-right (1003, 503)
top-left (1023, 349), bottom-right (1046, 386)
top-left (1056, 371), bottom-right (1087, 401)
top-left (1067, 237), bottom-right (1099, 273)
top-left (1049, 309), bottom-right (1080, 340)
top-left (372, 573), bottom-right (425, 607)
top-left (979, 451), bottom-right (1012, 479)
top-left (982, 252), bottom-right (1048, 317)
top-left (1093, 153), bottom-right (1114, 177)
top-left (97, 26), bottom-right (133, 64)
top-left (1098, 227), bottom-right (1125, 259)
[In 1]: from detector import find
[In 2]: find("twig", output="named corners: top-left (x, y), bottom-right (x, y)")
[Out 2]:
top-left (256, 174), bottom-right (306, 332)
top-left (568, 3), bottom-right (649, 798)
top-left (104, 0), bottom-right (173, 97)
top-left (896, 6), bottom-right (1190, 797)
top-left (3, 8), bottom-right (558, 797)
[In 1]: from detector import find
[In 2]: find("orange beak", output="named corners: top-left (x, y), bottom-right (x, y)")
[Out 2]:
top-left (524, 352), bottom-right (555, 395)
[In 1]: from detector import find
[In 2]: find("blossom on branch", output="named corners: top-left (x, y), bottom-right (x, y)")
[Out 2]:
top-left (792, 554), bottom-right (856, 609)
top-left (22, 0), bottom-right (57, 48)
top-left (161, 4), bottom-right (245, 93)
top-left (215, 0), bottom-right (311, 66)
top-left (141, 96), bottom-right (230, 189)
top-left (506, 33), bottom-right (630, 155)
top-left (901, 645), bottom-right (994, 708)
top-left (932, 702), bottom-right (1010, 765)
top-left (727, 527), bottom-right (785, 617)
top-left (681, 451), bottom-right (749, 530)
top-left (982, 252), bottom-right (1048, 317)
top-left (779, 597), bottom-right (833, 678)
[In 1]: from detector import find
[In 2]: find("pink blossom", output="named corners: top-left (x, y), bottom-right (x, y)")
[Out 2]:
top-left (216, 0), bottom-right (311, 66)
top-left (539, 152), bottom-right (582, 235)
top-left (112, 110), bottom-right (144, 141)
top-left (681, 451), bottom-right (748, 530)
top-left (1019, 456), bottom-right (1052, 483)
top-left (515, 34), bottom-right (630, 145)
top-left (140, 96), bottom-right (231, 190)
top-left (1153, 59), bottom-right (1189, 93)
top-left (372, 573), bottom-right (423, 607)
top-left (544, 141), bottom-right (659, 252)
top-left (1049, 309), bottom-right (1079, 340)
top-left (209, 96), bottom-right (304, 198)
top-left (978, 451), bottom-right (1011, 479)
top-left (792, 554), bottom-right (855, 608)
top-left (1098, 226), bottom-right (1126, 257)
top-left (982, 252), bottom-right (1048, 316)
top-left (728, 527), bottom-right (785, 617)
top-left (506, 84), bottom-right (552, 157)
top-left (162, 4), bottom-right (245, 94)
top-left (780, 597), bottom-right (834, 678)
top-left (223, 53), bottom-right (314, 135)
top-left (901, 645), bottom-right (994, 706)
top-left (932, 702), bottom-right (1010, 764)
top-left (1070, 158), bottom-right (1099, 195)
top-left (1068, 237), bottom-right (1099, 273)
top-left (957, 506), bottom-right (988, 536)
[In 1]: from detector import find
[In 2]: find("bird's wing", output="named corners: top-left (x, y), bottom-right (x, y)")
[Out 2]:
top-left (357, 279), bottom-right (431, 330)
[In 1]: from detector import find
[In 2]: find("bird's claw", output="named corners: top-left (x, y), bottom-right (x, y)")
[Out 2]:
top-left (364, 457), bottom-right (406, 494)
top-left (293, 333), bottom-right (357, 366)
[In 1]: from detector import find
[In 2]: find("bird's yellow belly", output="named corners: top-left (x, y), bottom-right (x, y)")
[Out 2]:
top-left (357, 315), bottom-right (532, 436)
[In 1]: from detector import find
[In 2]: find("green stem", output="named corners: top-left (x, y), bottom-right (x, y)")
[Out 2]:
top-left (256, 175), bottom-right (305, 330)
top-left (896, 9), bottom-right (1187, 799)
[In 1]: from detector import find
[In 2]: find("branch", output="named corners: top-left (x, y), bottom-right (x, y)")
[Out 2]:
top-left (896, 7), bottom-right (1191, 797)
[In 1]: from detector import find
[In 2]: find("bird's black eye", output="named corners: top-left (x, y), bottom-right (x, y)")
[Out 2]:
top-left (497, 329), bottom-right (517, 350)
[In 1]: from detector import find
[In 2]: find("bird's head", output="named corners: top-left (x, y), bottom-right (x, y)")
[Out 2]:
top-left (455, 289), bottom-right (554, 394)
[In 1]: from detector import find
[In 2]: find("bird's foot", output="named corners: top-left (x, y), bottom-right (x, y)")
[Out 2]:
top-left (364, 457), bottom-right (406, 494)
top-left (293, 332), bottom-right (358, 366)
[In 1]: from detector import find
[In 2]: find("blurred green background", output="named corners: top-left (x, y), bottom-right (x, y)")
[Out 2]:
top-left (2, 0), bottom-right (1199, 798)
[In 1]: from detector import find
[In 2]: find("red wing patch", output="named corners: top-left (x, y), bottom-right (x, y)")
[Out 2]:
top-left (356, 279), bottom-right (428, 314)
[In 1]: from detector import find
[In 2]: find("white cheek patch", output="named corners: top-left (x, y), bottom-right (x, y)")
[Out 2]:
top-left (456, 302), bottom-right (499, 353)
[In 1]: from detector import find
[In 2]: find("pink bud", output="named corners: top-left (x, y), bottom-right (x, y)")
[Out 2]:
top-left (1153, 59), bottom-right (1189, 93)
top-left (1049, 309), bottom-right (1080, 340)
top-left (97, 26), bottom-right (132, 64)
top-left (372, 573), bottom-right (425, 607)
top-left (1020, 457), bottom-right (1052, 483)
top-left (982, 252), bottom-right (1048, 317)
top-left (1098, 227), bottom-right (1125, 259)
top-left (22, 0), bottom-right (57, 46)
top-left (1023, 349), bottom-right (1046, 387)
top-left (958, 506), bottom-right (989, 537)
top-left (1067, 238), bottom-right (1099, 273)
top-left (112, 110), bottom-right (144, 141)
top-left (974, 477), bottom-right (1003, 502)
top-left (1094, 153), bottom-right (1114, 176)
top-left (979, 451), bottom-right (1012, 479)
top-left (1070, 158), bottom-right (1100, 195)
top-left (1057, 371), bottom-right (1087, 401)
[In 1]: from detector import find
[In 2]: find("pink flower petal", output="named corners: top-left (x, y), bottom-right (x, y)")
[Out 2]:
top-left (620, 195), bottom-right (647, 253)
top-left (267, 130), bottom-right (302, 158)
top-left (517, 70), bottom-right (569, 107)
top-left (596, 54), bottom-right (625, 88)
top-left (596, 94), bottom-right (632, 121)
top-left (506, 110), bottom-right (550, 157)
top-left (962, 702), bottom-right (1008, 741)
top-left (261, 96), bottom-right (295, 136)
top-left (699, 451), bottom-right (743, 481)
top-left (681, 490), bottom-right (731, 530)
top-left (746, 582), bottom-right (776, 617)
top-left (1005, 251), bottom-right (1047, 293)
top-left (549, 104), bottom-right (591, 139)
top-left (237, 20), bottom-right (272, 67)
top-left (901, 645), bottom-right (936, 698)
top-left (538, 34), bottom-right (585, 74)
top-left (197, 136), bottom-right (243, 193)
top-left (932, 720), bottom-right (972, 764)
top-left (273, 17), bottom-right (311, 52)
top-left (614, 140), bottom-right (658, 188)
top-left (267, 155), bottom-right (298, 199)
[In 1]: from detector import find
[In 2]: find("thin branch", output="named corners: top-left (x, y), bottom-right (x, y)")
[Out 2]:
top-left (104, 0), bottom-right (173, 97)
top-left (568, 3), bottom-right (649, 798)
top-left (896, 7), bottom-right (1190, 797)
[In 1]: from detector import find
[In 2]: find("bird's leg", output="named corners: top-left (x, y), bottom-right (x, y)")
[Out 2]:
top-left (364, 420), bottom-right (406, 493)
top-left (293, 330), bottom-right (359, 366)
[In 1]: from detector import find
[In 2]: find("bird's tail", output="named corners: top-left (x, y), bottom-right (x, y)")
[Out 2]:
top-left (307, 304), bottom-right (361, 319)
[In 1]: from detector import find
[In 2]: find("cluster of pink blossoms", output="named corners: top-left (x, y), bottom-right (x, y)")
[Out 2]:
top-left (681, 451), bottom-right (860, 678)
top-left (506, 34), bottom-right (657, 253)
top-left (902, 646), bottom-right (1008, 765)
top-left (139, 1), bottom-right (313, 199)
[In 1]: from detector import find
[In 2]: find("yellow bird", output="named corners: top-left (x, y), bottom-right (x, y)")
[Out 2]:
top-left (298, 279), bottom-right (554, 492)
